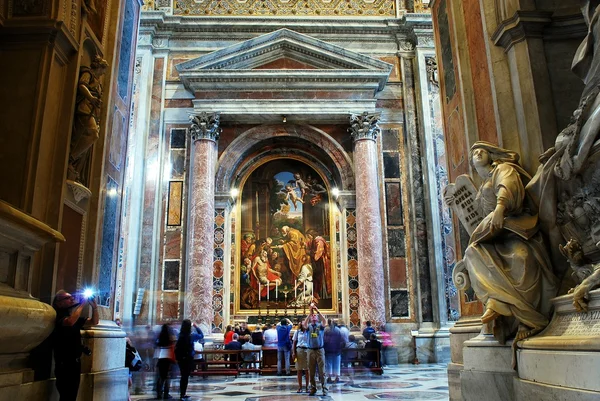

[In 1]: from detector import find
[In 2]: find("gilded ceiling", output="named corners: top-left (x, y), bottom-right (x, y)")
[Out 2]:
top-left (171, 0), bottom-right (396, 17)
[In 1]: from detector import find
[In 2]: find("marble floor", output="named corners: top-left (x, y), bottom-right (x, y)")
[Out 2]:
top-left (131, 363), bottom-right (449, 401)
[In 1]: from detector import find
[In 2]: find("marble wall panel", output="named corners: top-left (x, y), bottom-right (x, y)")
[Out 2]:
top-left (170, 128), bottom-right (186, 148)
top-left (390, 289), bottom-right (409, 318)
top-left (388, 258), bottom-right (407, 288)
top-left (383, 153), bottom-right (401, 178)
top-left (86, 0), bottom-right (108, 43)
top-left (387, 229), bottom-right (405, 258)
top-left (385, 182), bottom-right (403, 226)
top-left (167, 181), bottom-right (183, 226)
top-left (161, 291), bottom-right (180, 321)
top-left (99, 176), bottom-right (119, 306)
top-left (377, 56), bottom-right (401, 83)
top-left (117, 0), bottom-right (136, 101)
top-left (57, 205), bottom-right (83, 294)
top-left (170, 150), bottom-right (186, 179)
top-left (462, 0), bottom-right (497, 144)
top-left (164, 230), bottom-right (181, 259)
top-left (255, 58), bottom-right (318, 69)
top-left (137, 57), bottom-right (165, 323)
top-left (163, 260), bottom-right (180, 291)
top-left (436, 0), bottom-right (456, 103)
top-left (164, 99), bottom-right (194, 108)
top-left (382, 128), bottom-right (400, 151)
top-left (109, 107), bottom-right (125, 171)
top-left (402, 56), bottom-right (433, 322)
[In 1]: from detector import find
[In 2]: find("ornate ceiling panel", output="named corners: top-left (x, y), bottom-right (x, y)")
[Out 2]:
top-left (172, 0), bottom-right (396, 17)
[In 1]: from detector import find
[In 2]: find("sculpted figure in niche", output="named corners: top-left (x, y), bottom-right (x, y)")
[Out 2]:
top-left (445, 142), bottom-right (559, 343)
top-left (68, 56), bottom-right (109, 183)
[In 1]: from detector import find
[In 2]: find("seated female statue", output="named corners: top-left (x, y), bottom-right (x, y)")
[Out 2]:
top-left (451, 142), bottom-right (559, 342)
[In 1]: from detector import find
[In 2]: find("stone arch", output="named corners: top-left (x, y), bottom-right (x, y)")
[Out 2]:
top-left (215, 124), bottom-right (355, 193)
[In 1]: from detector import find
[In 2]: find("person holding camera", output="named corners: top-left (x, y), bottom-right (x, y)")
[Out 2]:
top-left (304, 303), bottom-right (327, 396)
top-left (52, 289), bottom-right (99, 401)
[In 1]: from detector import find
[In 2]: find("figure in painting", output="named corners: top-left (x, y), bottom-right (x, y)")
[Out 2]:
top-left (282, 184), bottom-right (304, 210)
top-left (250, 250), bottom-right (282, 298)
top-left (293, 173), bottom-right (309, 200)
top-left (306, 229), bottom-right (331, 300)
top-left (241, 233), bottom-right (256, 261)
top-left (279, 226), bottom-right (307, 280)
top-left (68, 56), bottom-right (109, 183)
top-left (445, 142), bottom-right (559, 343)
top-left (290, 255), bottom-right (314, 307)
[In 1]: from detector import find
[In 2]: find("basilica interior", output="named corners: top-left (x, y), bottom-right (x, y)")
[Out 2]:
top-left (1, 0), bottom-right (600, 400)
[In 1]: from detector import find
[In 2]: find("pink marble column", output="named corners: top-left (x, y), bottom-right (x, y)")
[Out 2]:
top-left (349, 112), bottom-right (386, 327)
top-left (186, 112), bottom-right (221, 329)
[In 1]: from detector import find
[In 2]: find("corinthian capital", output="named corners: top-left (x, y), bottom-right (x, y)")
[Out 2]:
top-left (348, 112), bottom-right (381, 142)
top-left (189, 112), bottom-right (222, 142)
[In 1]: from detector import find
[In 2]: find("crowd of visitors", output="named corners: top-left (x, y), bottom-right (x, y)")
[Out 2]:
top-left (49, 289), bottom-right (392, 401)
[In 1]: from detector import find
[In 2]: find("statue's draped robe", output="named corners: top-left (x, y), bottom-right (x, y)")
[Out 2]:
top-left (465, 163), bottom-right (559, 330)
top-left (528, 1), bottom-right (600, 276)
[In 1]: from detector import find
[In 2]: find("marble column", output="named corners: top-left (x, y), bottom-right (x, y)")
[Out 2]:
top-left (348, 112), bottom-right (386, 327)
top-left (186, 112), bottom-right (221, 329)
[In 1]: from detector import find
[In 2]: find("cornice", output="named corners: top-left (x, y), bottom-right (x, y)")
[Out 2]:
top-left (492, 10), bottom-right (552, 52)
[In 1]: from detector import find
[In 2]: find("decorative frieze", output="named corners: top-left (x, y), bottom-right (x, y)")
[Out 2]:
top-left (189, 112), bottom-right (221, 142)
top-left (348, 112), bottom-right (381, 142)
top-left (172, 0), bottom-right (395, 17)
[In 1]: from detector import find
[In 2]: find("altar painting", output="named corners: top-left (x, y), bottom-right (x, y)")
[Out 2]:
top-left (237, 159), bottom-right (334, 312)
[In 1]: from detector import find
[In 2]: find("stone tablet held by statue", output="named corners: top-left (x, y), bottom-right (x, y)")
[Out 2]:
top-left (443, 175), bottom-right (482, 235)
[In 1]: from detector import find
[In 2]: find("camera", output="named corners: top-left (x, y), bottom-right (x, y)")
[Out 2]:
top-left (82, 346), bottom-right (92, 356)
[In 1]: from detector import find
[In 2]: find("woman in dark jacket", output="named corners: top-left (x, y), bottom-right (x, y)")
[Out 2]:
top-left (175, 320), bottom-right (204, 400)
top-left (156, 324), bottom-right (174, 399)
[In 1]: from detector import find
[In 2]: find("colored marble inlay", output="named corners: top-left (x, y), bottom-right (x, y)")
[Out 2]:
top-left (346, 208), bottom-right (359, 330)
top-left (436, 0), bottom-right (456, 103)
top-left (170, 128), bottom-right (187, 149)
top-left (99, 176), bottom-right (119, 307)
top-left (390, 289), bottom-right (409, 318)
top-left (167, 181), bottom-right (183, 226)
top-left (164, 230), bottom-right (182, 259)
top-left (213, 209), bottom-right (226, 333)
top-left (118, 0), bottom-right (135, 100)
top-left (173, 0), bottom-right (395, 17)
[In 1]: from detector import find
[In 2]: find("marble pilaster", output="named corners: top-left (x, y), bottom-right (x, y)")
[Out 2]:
top-left (186, 112), bottom-right (221, 329)
top-left (349, 112), bottom-right (386, 327)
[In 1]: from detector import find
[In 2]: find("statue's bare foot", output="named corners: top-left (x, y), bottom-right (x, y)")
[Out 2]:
top-left (514, 325), bottom-right (541, 343)
top-left (481, 308), bottom-right (500, 324)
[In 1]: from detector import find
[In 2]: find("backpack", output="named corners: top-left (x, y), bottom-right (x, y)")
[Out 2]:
top-left (125, 344), bottom-right (143, 372)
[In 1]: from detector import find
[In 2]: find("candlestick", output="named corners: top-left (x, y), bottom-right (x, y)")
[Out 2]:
top-left (267, 281), bottom-right (269, 300)
top-left (294, 280), bottom-right (297, 299)
top-left (258, 282), bottom-right (261, 301)
top-left (275, 281), bottom-right (278, 300)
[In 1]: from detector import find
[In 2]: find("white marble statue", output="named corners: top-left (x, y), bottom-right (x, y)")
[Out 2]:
top-left (445, 142), bottom-right (559, 343)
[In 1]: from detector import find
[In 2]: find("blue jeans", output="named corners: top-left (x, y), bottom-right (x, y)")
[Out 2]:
top-left (325, 353), bottom-right (340, 377)
top-left (277, 348), bottom-right (290, 374)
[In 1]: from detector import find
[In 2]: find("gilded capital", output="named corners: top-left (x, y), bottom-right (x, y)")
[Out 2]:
top-left (348, 112), bottom-right (381, 142)
top-left (189, 112), bottom-right (222, 142)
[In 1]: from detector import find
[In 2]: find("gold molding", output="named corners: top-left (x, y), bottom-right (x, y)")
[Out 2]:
top-left (173, 0), bottom-right (395, 17)
top-left (232, 154), bottom-right (339, 316)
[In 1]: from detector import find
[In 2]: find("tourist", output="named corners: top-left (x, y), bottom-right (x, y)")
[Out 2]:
top-left (324, 319), bottom-right (343, 383)
top-left (224, 333), bottom-right (242, 369)
top-left (304, 303), bottom-right (327, 396)
top-left (362, 321), bottom-right (375, 341)
top-left (175, 320), bottom-right (203, 400)
top-left (52, 290), bottom-right (99, 401)
top-left (263, 323), bottom-right (278, 348)
top-left (292, 321), bottom-right (310, 393)
top-left (276, 318), bottom-right (293, 375)
top-left (155, 324), bottom-right (175, 399)
top-left (365, 333), bottom-right (382, 368)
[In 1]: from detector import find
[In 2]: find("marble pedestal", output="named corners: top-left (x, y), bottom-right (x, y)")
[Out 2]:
top-left (515, 290), bottom-right (600, 401)
top-left (77, 320), bottom-right (129, 401)
top-left (447, 317), bottom-right (482, 401)
top-left (413, 326), bottom-right (451, 363)
top-left (461, 334), bottom-right (516, 401)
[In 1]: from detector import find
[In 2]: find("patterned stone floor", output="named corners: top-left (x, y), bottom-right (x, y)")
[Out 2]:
top-left (130, 363), bottom-right (449, 401)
